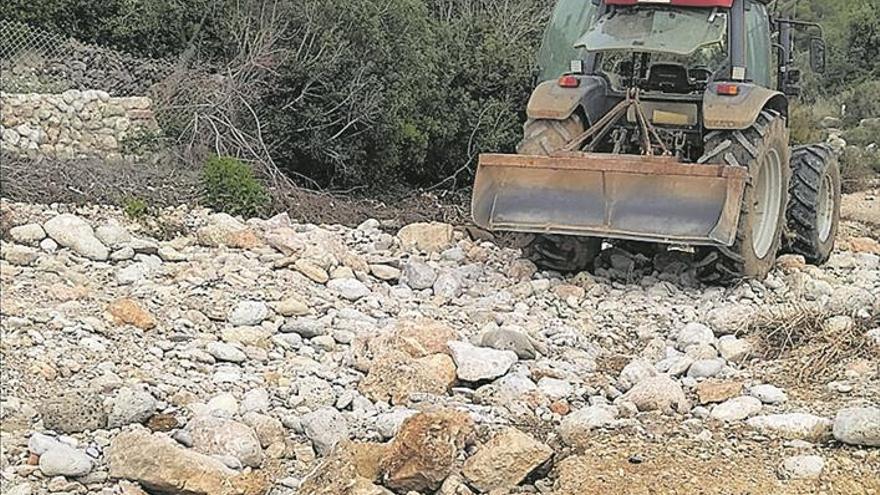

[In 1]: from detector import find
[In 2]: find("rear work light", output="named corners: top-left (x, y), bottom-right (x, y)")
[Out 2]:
top-left (559, 75), bottom-right (581, 88)
top-left (715, 83), bottom-right (739, 96)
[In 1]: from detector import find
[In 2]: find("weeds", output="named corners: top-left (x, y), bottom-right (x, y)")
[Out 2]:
top-left (747, 303), bottom-right (876, 381)
top-left (201, 156), bottom-right (269, 218)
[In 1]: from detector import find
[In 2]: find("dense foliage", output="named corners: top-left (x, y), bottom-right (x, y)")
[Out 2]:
top-left (2, 0), bottom-right (876, 190)
top-left (202, 156), bottom-right (270, 217)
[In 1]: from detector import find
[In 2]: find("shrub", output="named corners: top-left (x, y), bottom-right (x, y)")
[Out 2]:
top-left (201, 156), bottom-right (269, 218)
top-left (123, 197), bottom-right (149, 218)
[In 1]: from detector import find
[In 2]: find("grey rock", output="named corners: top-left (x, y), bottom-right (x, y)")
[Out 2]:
top-left (9, 223), bottom-right (46, 245)
top-left (107, 386), bottom-right (157, 429)
top-left (187, 416), bottom-right (264, 468)
top-left (44, 214), bottom-right (109, 261)
top-left (39, 443), bottom-right (93, 477)
top-left (448, 341), bottom-right (517, 382)
top-left (559, 405), bottom-right (619, 445)
top-left (621, 374), bottom-right (690, 414)
top-left (28, 433), bottom-right (61, 455)
top-left (40, 391), bottom-right (107, 433)
top-left (833, 406), bottom-right (880, 447)
top-left (206, 342), bottom-right (247, 363)
top-left (746, 414), bottom-right (832, 442)
top-left (228, 301), bottom-right (269, 326)
top-left (327, 278), bottom-right (371, 301)
top-left (375, 408), bottom-right (419, 439)
top-left (95, 222), bottom-right (132, 248)
top-left (157, 245), bottom-right (187, 262)
top-left (479, 328), bottom-right (539, 359)
top-left (3, 243), bottom-right (39, 265)
top-left (778, 455), bottom-right (824, 480)
top-left (618, 359), bottom-right (657, 391)
top-left (433, 271), bottom-right (463, 298)
top-left (537, 377), bottom-right (573, 400)
top-left (302, 407), bottom-right (349, 455)
top-left (687, 359), bottom-right (725, 379)
top-left (676, 322), bottom-right (716, 350)
top-left (402, 260), bottom-right (437, 290)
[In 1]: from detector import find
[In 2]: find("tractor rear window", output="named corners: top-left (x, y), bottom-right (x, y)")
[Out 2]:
top-left (577, 7), bottom-right (727, 56)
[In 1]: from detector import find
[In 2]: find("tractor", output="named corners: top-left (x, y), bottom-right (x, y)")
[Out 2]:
top-left (471, 0), bottom-right (840, 283)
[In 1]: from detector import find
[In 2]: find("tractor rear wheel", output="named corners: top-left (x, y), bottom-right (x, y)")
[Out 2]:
top-left (784, 144), bottom-right (840, 264)
top-left (694, 110), bottom-right (791, 284)
top-left (515, 114), bottom-right (602, 273)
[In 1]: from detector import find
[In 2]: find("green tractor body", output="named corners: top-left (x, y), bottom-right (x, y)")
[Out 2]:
top-left (471, 0), bottom-right (840, 282)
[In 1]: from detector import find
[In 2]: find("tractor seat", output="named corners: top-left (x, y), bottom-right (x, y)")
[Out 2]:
top-left (645, 63), bottom-right (691, 93)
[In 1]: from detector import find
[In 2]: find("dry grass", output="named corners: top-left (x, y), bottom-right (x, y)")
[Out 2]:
top-left (747, 303), bottom-right (877, 382)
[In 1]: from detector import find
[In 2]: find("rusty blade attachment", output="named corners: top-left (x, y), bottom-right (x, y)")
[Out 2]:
top-left (472, 152), bottom-right (748, 246)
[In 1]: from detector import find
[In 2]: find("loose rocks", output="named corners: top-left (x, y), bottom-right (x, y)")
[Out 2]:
top-left (832, 407), bottom-right (880, 447)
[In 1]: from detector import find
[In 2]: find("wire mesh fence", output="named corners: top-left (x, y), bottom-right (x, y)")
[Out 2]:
top-left (0, 19), bottom-right (176, 96)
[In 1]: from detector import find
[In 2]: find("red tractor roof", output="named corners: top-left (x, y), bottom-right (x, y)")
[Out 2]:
top-left (605, 0), bottom-right (734, 7)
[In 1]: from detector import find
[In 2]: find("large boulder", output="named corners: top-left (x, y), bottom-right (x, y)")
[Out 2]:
top-left (462, 427), bottom-right (552, 492)
top-left (43, 214), bottom-right (109, 261)
top-left (299, 441), bottom-right (392, 495)
top-left (397, 222), bottom-right (454, 253)
top-left (107, 427), bottom-right (266, 495)
top-left (186, 416), bottom-right (264, 468)
top-left (359, 351), bottom-right (456, 405)
top-left (378, 409), bottom-right (473, 493)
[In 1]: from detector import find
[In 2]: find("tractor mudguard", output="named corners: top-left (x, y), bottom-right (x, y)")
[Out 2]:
top-left (526, 76), bottom-right (607, 121)
top-left (703, 83), bottom-right (787, 130)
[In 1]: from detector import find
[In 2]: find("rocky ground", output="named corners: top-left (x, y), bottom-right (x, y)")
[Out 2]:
top-left (1, 191), bottom-right (878, 495)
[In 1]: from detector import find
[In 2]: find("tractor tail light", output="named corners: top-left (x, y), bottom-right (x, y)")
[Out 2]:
top-left (558, 75), bottom-right (581, 88)
top-left (716, 83), bottom-right (739, 96)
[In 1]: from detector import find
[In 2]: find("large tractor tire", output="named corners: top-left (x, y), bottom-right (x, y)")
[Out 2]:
top-left (694, 110), bottom-right (791, 284)
top-left (784, 144), bottom-right (841, 264)
top-left (516, 115), bottom-right (602, 272)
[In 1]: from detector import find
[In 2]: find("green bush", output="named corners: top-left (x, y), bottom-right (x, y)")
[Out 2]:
top-left (201, 156), bottom-right (269, 218)
top-left (261, 0), bottom-right (547, 188)
top-left (123, 197), bottom-right (149, 218)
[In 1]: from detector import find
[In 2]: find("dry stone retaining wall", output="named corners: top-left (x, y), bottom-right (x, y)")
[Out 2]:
top-left (0, 90), bottom-right (158, 159)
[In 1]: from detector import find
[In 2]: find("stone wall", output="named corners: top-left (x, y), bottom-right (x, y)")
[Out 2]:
top-left (0, 90), bottom-right (159, 159)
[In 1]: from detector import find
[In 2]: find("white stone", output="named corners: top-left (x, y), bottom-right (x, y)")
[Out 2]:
top-left (779, 455), bottom-right (824, 480)
top-left (9, 223), bottom-right (46, 245)
top-left (402, 260), bottom-right (437, 290)
top-left (746, 414), bottom-right (832, 442)
top-left (206, 342), bottom-right (247, 363)
top-left (228, 301), bottom-right (269, 326)
top-left (39, 443), bottom-right (93, 477)
top-left (107, 386), bottom-right (157, 429)
top-left (559, 405), bottom-right (619, 445)
top-left (302, 407), bottom-right (349, 455)
top-left (618, 359), bottom-right (657, 391)
top-left (537, 377), bottom-right (573, 400)
top-left (676, 322), bottom-right (716, 350)
top-left (448, 341), bottom-right (518, 382)
top-left (709, 396), bottom-right (762, 422)
top-left (833, 406), bottom-right (880, 447)
top-left (717, 335), bottom-right (752, 363)
top-left (43, 214), bottom-right (109, 261)
top-left (327, 278), bottom-right (371, 301)
top-left (749, 384), bottom-right (787, 404)
top-left (687, 358), bottom-right (725, 379)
